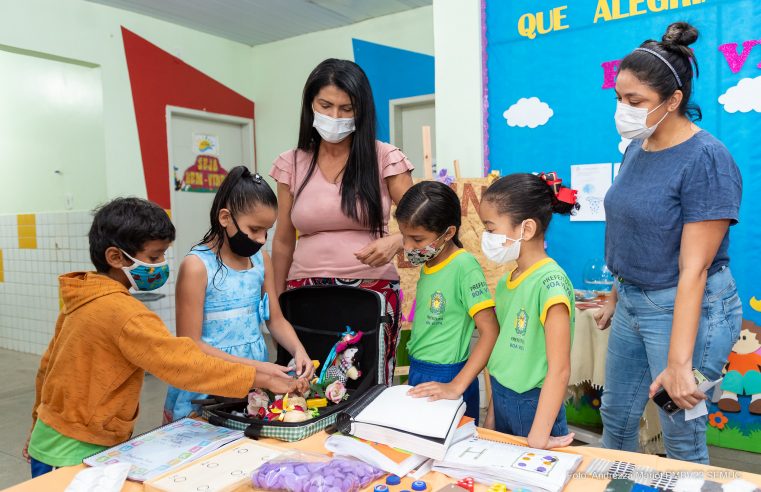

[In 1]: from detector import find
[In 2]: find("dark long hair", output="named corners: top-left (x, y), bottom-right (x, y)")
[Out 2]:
top-left (295, 58), bottom-right (384, 238)
top-left (394, 181), bottom-right (463, 248)
top-left (199, 166), bottom-right (277, 287)
top-left (620, 22), bottom-right (701, 121)
top-left (483, 173), bottom-right (577, 234)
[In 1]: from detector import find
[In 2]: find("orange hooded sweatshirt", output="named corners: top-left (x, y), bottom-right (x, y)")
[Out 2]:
top-left (32, 272), bottom-right (256, 446)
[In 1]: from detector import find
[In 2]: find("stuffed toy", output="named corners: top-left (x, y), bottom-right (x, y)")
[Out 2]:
top-left (319, 327), bottom-right (364, 385)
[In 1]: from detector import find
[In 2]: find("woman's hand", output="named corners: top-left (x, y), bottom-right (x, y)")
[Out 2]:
top-left (407, 381), bottom-right (463, 401)
top-left (594, 300), bottom-right (616, 330)
top-left (293, 348), bottom-right (315, 380)
top-left (355, 234), bottom-right (402, 268)
top-left (259, 374), bottom-right (309, 396)
top-left (649, 364), bottom-right (705, 410)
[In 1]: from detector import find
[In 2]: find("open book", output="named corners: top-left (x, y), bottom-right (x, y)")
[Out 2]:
top-left (336, 384), bottom-right (466, 460)
top-left (326, 417), bottom-right (476, 477)
top-left (433, 436), bottom-right (583, 492)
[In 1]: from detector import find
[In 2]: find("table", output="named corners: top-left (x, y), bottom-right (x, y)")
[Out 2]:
top-left (7, 428), bottom-right (761, 492)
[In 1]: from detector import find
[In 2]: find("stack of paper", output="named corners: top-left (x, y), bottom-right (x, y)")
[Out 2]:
top-left (343, 385), bottom-right (466, 460)
top-left (326, 417), bottom-right (477, 477)
top-left (433, 437), bottom-right (582, 492)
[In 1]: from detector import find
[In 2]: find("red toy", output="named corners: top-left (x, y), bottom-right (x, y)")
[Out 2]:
top-left (456, 477), bottom-right (475, 492)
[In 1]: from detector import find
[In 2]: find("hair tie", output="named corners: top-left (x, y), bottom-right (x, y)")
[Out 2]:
top-left (252, 172), bottom-right (263, 184)
top-left (634, 47), bottom-right (683, 88)
top-left (539, 172), bottom-right (578, 206)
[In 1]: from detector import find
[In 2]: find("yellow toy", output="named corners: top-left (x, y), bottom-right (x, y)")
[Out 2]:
top-left (306, 397), bottom-right (328, 409)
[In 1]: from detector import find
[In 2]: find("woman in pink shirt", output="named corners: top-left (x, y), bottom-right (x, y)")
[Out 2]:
top-left (270, 59), bottom-right (414, 384)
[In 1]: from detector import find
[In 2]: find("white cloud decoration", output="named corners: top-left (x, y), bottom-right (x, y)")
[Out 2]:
top-left (502, 97), bottom-right (554, 128)
top-left (718, 76), bottom-right (761, 113)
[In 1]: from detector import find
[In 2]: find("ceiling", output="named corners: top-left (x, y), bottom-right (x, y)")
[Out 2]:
top-left (86, 0), bottom-right (432, 46)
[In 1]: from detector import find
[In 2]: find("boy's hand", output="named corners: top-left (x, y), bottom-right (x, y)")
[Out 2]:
top-left (254, 361), bottom-right (292, 380)
top-left (262, 375), bottom-right (309, 396)
top-left (407, 381), bottom-right (463, 401)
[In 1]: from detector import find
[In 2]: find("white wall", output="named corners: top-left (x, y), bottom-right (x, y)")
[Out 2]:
top-left (0, 0), bottom-right (254, 205)
top-left (0, 49), bottom-right (107, 214)
top-left (249, 6), bottom-right (434, 173)
top-left (433, 0), bottom-right (484, 177)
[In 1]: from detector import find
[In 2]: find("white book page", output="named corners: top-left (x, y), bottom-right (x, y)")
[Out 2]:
top-left (355, 385), bottom-right (463, 439)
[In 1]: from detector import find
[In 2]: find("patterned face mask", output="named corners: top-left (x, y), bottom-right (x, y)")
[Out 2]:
top-left (120, 250), bottom-right (169, 291)
top-left (404, 231), bottom-right (448, 266)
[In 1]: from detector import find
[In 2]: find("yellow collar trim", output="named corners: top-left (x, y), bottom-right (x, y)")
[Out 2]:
top-left (507, 257), bottom-right (554, 289)
top-left (423, 249), bottom-right (465, 275)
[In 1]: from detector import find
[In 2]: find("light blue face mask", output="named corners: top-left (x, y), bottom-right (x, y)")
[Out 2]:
top-left (120, 250), bottom-right (170, 291)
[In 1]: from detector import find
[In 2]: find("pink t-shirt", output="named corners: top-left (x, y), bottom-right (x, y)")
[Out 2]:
top-left (270, 141), bottom-right (414, 281)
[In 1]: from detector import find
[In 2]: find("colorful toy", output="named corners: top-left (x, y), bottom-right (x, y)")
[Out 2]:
top-left (307, 397), bottom-right (328, 409)
top-left (265, 393), bottom-right (309, 422)
top-left (319, 327), bottom-right (364, 385)
top-left (455, 477), bottom-right (474, 492)
top-left (246, 388), bottom-right (270, 417)
top-left (325, 380), bottom-right (348, 404)
top-left (487, 484), bottom-right (509, 492)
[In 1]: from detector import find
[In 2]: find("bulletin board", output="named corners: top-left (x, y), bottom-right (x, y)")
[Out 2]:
top-left (483, 0), bottom-right (761, 452)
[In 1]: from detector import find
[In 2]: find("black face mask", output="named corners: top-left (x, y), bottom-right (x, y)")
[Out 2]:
top-left (227, 214), bottom-right (265, 258)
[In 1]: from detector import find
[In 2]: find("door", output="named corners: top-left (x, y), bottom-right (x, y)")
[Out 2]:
top-left (389, 94), bottom-right (436, 179)
top-left (167, 107), bottom-right (255, 263)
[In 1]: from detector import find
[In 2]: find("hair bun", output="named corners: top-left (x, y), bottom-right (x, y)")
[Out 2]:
top-left (662, 22), bottom-right (698, 47)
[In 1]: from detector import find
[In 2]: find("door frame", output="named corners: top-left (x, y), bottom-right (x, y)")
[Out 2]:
top-left (165, 105), bottom-right (256, 213)
top-left (388, 93), bottom-right (435, 150)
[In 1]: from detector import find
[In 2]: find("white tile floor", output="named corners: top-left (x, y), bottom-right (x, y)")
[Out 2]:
top-left (1, 348), bottom-right (759, 488)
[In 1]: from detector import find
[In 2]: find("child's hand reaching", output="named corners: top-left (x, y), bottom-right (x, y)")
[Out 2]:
top-left (22, 435), bottom-right (31, 463)
top-left (527, 431), bottom-right (575, 450)
top-left (258, 374), bottom-right (310, 396)
top-left (407, 381), bottom-right (463, 401)
top-left (252, 361), bottom-right (292, 380)
top-left (293, 348), bottom-right (315, 380)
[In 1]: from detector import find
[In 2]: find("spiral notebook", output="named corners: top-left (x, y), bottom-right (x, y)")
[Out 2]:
top-left (432, 436), bottom-right (582, 492)
top-left (83, 418), bottom-right (243, 482)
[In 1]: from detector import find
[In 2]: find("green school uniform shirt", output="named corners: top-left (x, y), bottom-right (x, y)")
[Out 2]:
top-left (488, 257), bottom-right (575, 393)
top-left (407, 249), bottom-right (495, 364)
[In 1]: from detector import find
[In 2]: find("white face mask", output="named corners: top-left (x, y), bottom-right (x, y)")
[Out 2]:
top-left (481, 223), bottom-right (524, 264)
top-left (614, 101), bottom-right (669, 140)
top-left (312, 106), bottom-right (355, 143)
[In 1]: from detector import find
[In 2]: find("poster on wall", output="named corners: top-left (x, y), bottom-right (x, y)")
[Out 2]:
top-left (484, 0), bottom-right (761, 451)
top-left (570, 163), bottom-right (612, 222)
top-left (176, 155), bottom-right (228, 193)
top-left (193, 133), bottom-right (220, 156)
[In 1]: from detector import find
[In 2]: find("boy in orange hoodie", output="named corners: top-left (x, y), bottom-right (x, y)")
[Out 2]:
top-left (25, 197), bottom-right (306, 477)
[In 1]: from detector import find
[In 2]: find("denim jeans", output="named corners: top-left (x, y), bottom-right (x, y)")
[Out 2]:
top-left (600, 266), bottom-right (742, 463)
top-left (30, 458), bottom-right (56, 478)
top-left (408, 356), bottom-right (480, 425)
top-left (490, 375), bottom-right (569, 438)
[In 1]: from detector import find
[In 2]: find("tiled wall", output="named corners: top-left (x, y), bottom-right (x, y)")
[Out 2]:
top-left (0, 211), bottom-right (176, 355)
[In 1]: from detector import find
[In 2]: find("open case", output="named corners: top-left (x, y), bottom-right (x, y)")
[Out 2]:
top-left (201, 285), bottom-right (391, 441)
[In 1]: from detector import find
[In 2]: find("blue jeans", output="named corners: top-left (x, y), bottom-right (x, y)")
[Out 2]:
top-left (600, 266), bottom-right (742, 464)
top-left (408, 356), bottom-right (480, 425)
top-left (30, 458), bottom-right (56, 478)
top-left (490, 375), bottom-right (568, 438)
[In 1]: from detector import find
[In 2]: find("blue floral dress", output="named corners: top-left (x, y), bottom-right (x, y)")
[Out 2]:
top-left (163, 247), bottom-right (269, 422)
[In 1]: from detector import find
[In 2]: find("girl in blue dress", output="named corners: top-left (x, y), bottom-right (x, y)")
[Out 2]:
top-left (164, 167), bottom-right (313, 422)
